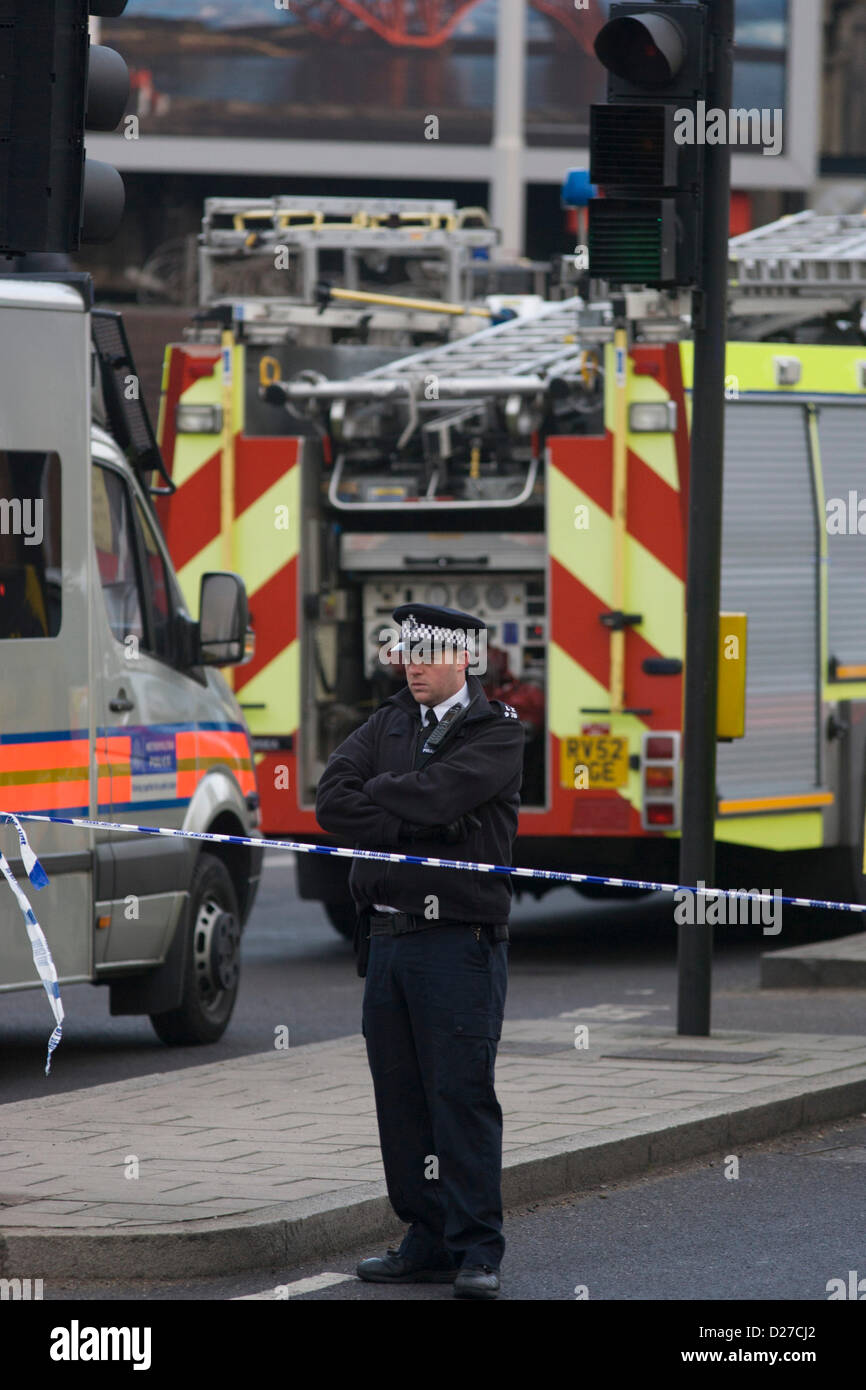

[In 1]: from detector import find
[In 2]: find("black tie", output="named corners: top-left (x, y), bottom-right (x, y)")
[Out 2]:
top-left (414, 709), bottom-right (438, 769)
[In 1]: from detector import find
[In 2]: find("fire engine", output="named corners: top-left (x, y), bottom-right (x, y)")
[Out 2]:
top-left (156, 203), bottom-right (866, 936)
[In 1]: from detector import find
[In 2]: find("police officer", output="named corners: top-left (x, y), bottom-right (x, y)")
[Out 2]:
top-left (315, 603), bottom-right (524, 1299)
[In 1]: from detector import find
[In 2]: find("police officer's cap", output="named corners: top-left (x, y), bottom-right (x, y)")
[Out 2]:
top-left (391, 603), bottom-right (486, 654)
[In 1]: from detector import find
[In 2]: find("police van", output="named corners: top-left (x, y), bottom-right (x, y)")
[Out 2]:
top-left (0, 276), bottom-right (262, 1046)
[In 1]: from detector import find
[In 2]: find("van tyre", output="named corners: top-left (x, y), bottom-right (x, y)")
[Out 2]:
top-left (150, 853), bottom-right (242, 1045)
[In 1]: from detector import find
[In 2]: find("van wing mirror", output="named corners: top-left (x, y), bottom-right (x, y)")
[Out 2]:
top-left (198, 572), bottom-right (250, 666)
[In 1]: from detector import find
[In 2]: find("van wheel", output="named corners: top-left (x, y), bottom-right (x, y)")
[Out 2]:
top-left (150, 853), bottom-right (241, 1045)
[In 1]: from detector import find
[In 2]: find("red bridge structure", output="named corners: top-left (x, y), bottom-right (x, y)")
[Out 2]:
top-left (288, 0), bottom-right (604, 49)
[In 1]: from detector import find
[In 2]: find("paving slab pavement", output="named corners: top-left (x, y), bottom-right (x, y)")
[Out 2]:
top-left (2, 1011), bottom-right (866, 1281)
top-left (761, 931), bottom-right (866, 988)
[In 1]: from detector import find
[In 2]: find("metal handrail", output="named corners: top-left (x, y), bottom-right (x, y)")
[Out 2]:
top-left (327, 452), bottom-right (540, 512)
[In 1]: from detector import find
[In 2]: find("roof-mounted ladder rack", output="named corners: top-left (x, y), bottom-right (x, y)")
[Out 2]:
top-left (728, 211), bottom-right (866, 323)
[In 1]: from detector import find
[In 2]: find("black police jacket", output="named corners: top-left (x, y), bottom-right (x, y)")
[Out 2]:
top-left (315, 674), bottom-right (524, 924)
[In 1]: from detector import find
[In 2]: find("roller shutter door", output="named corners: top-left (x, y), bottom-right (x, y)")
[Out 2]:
top-left (715, 402), bottom-right (820, 798)
top-left (818, 405), bottom-right (866, 672)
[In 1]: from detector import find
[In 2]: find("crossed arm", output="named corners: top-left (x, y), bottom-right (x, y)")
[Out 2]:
top-left (363, 720), bottom-right (524, 824)
top-left (314, 713), bottom-right (404, 847)
top-left (315, 712), bottom-right (523, 846)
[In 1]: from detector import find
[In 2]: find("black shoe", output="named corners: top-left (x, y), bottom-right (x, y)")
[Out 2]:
top-left (356, 1248), bottom-right (458, 1284)
top-left (454, 1265), bottom-right (500, 1299)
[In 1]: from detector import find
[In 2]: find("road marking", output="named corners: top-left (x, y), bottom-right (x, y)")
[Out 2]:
top-left (559, 1002), bottom-right (671, 1022)
top-left (233, 1272), bottom-right (357, 1300)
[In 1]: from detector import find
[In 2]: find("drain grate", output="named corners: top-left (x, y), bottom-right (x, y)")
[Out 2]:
top-left (601, 1048), bottom-right (779, 1065)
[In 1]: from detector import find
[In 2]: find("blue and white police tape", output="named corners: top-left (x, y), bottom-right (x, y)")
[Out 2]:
top-left (0, 814), bottom-right (63, 1075)
top-left (4, 807), bottom-right (866, 1074)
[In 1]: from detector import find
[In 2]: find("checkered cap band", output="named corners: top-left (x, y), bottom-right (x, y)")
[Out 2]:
top-left (400, 615), bottom-right (468, 647)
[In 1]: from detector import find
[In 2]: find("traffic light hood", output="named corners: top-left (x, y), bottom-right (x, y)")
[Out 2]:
top-left (595, 12), bottom-right (686, 88)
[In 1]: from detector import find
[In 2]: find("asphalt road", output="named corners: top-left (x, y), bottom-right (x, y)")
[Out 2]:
top-left (1, 851), bottom-right (865, 1103)
top-left (42, 1115), bottom-right (866, 1304)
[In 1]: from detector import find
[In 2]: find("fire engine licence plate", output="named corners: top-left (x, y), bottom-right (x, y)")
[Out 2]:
top-left (561, 735), bottom-right (629, 789)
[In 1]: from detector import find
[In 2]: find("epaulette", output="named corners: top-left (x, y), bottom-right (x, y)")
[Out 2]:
top-left (500, 703), bottom-right (519, 720)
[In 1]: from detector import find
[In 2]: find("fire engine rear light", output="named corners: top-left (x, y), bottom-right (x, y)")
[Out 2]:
top-left (641, 730), bottom-right (681, 832)
top-left (629, 402), bottom-right (677, 433)
top-left (645, 765), bottom-right (674, 790)
top-left (645, 735), bottom-right (675, 760)
top-left (176, 403), bottom-right (223, 434)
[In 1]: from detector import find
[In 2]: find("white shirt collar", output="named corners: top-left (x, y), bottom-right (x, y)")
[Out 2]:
top-left (419, 680), bottom-right (471, 724)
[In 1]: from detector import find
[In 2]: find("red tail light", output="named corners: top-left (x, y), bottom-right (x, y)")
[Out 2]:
top-left (641, 730), bottom-right (681, 832)
top-left (646, 735), bottom-right (675, 760)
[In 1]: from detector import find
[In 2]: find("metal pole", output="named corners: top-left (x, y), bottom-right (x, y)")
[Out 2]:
top-left (325, 286), bottom-right (491, 318)
top-left (491, 0), bottom-right (527, 259)
top-left (677, 0), bottom-right (735, 1036)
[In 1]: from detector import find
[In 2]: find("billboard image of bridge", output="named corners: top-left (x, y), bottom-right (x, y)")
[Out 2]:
top-left (108, 0), bottom-right (789, 149)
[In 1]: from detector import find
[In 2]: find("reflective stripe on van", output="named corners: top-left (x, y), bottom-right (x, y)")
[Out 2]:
top-left (0, 722), bottom-right (254, 814)
top-left (0, 732), bottom-right (91, 813)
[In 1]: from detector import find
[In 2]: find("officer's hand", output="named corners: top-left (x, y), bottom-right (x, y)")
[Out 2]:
top-left (438, 812), bottom-right (481, 844)
top-left (398, 814), bottom-right (481, 844)
top-left (398, 821), bottom-right (433, 842)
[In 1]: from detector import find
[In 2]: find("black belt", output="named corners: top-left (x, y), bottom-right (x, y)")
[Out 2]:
top-left (368, 912), bottom-right (508, 941)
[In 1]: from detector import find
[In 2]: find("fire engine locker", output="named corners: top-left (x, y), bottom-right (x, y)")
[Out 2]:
top-left (716, 400), bottom-right (821, 801)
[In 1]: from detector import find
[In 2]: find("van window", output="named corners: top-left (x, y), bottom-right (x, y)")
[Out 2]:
top-left (133, 495), bottom-right (173, 662)
top-left (93, 464), bottom-right (144, 646)
top-left (0, 450), bottom-right (62, 640)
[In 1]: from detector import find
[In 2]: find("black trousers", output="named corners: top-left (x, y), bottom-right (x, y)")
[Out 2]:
top-left (361, 922), bottom-right (508, 1269)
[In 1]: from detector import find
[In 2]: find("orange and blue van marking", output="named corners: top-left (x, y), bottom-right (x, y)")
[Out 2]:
top-left (0, 721), bottom-right (255, 816)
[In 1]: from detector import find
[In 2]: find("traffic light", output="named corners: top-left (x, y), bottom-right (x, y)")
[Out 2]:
top-left (588, 2), bottom-right (710, 289)
top-left (0, 1), bottom-right (129, 256)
